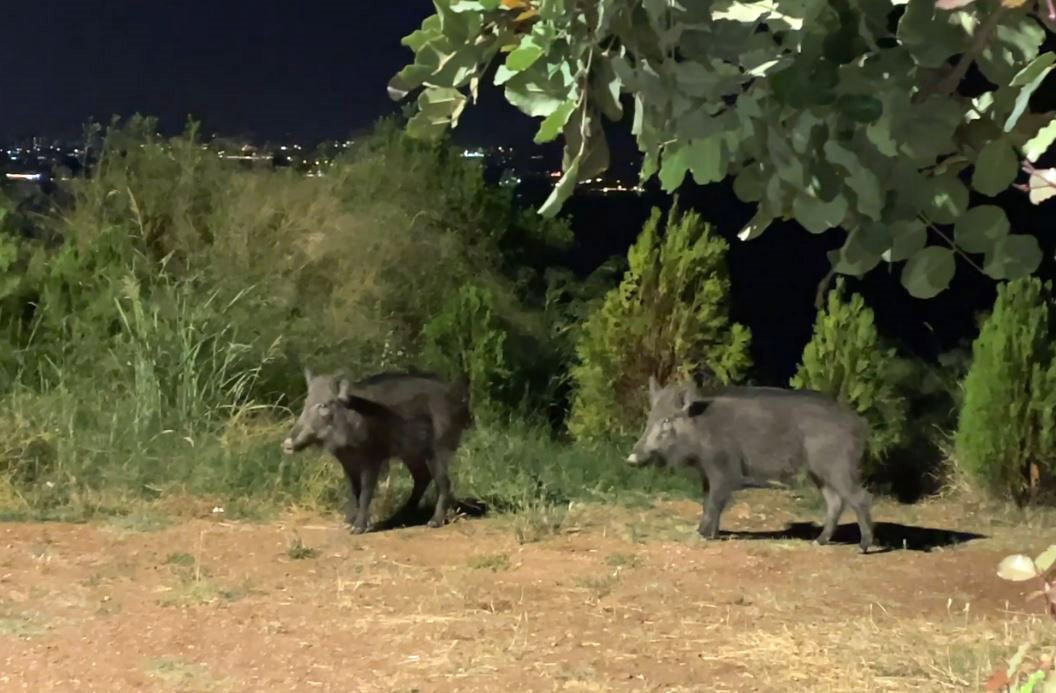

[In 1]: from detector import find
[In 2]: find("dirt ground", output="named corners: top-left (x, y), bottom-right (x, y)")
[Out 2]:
top-left (1, 491), bottom-right (1054, 693)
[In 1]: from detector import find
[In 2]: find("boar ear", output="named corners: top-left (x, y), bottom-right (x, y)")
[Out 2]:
top-left (648, 375), bottom-right (660, 402)
top-left (684, 398), bottom-right (711, 418)
top-left (336, 377), bottom-right (351, 402)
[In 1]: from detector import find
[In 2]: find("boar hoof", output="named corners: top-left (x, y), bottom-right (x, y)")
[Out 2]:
top-left (348, 524), bottom-right (370, 535)
top-left (427, 519), bottom-right (443, 528)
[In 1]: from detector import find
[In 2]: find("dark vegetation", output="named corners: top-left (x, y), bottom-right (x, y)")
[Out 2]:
top-left (0, 113), bottom-right (1053, 527)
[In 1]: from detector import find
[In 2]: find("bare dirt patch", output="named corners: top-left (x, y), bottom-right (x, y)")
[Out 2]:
top-left (1, 491), bottom-right (1054, 692)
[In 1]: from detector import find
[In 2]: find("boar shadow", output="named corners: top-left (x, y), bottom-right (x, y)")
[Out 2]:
top-left (372, 496), bottom-right (490, 532)
top-left (713, 521), bottom-right (986, 553)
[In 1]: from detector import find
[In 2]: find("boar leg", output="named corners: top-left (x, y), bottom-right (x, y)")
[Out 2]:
top-left (397, 459), bottom-right (432, 520)
top-left (425, 449), bottom-right (454, 528)
top-left (846, 488), bottom-right (875, 553)
top-left (814, 485), bottom-right (845, 545)
top-left (697, 471), bottom-right (732, 539)
top-left (350, 464), bottom-right (380, 534)
top-left (340, 463), bottom-right (362, 527)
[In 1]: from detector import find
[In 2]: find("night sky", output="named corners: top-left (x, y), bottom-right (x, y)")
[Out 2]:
top-left (0, 1), bottom-right (536, 145)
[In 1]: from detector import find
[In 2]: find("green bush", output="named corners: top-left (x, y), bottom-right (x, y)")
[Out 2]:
top-left (954, 278), bottom-right (1056, 502)
top-left (790, 278), bottom-right (907, 478)
top-left (566, 204), bottom-right (752, 443)
top-left (421, 284), bottom-right (511, 422)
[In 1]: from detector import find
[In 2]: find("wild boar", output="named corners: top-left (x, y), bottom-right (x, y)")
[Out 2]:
top-left (627, 376), bottom-right (875, 553)
top-left (282, 369), bottom-right (471, 533)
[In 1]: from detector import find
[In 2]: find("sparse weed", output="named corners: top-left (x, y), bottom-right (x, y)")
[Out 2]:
top-left (286, 533), bottom-right (318, 560)
top-left (467, 553), bottom-right (511, 572)
top-left (605, 552), bottom-right (642, 569)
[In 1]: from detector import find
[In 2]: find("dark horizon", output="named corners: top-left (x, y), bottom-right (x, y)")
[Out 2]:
top-left (0, 2), bottom-right (545, 147)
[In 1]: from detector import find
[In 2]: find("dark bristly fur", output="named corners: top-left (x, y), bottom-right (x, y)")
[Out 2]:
top-left (282, 368), bottom-right (472, 533)
top-left (627, 376), bottom-right (875, 553)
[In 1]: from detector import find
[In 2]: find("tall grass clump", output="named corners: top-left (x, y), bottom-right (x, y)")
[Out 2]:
top-left (954, 278), bottom-right (1056, 503)
top-left (566, 204), bottom-right (752, 443)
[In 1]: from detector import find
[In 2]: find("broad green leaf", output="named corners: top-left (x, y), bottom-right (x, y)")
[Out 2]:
top-left (790, 111), bottom-right (824, 155)
top-left (972, 139), bottom-right (1020, 196)
top-left (430, 46), bottom-right (483, 90)
top-left (563, 106), bottom-right (610, 179)
top-left (902, 246), bottom-right (956, 298)
top-left (793, 192), bottom-right (848, 234)
top-left (1005, 52), bottom-right (1056, 132)
top-left (983, 234), bottom-right (1043, 279)
top-left (765, 175), bottom-right (792, 213)
top-left (769, 126), bottom-right (805, 187)
top-left (836, 94), bottom-right (883, 124)
top-left (401, 15), bottom-right (443, 52)
top-left (823, 141), bottom-right (883, 220)
top-left (1028, 168), bottom-right (1056, 204)
top-left (925, 174), bottom-right (969, 225)
top-left (828, 225), bottom-right (888, 276)
top-left (1023, 118), bottom-right (1056, 162)
top-left (997, 553), bottom-right (1040, 581)
top-left (897, 0), bottom-right (966, 68)
top-left (659, 142), bottom-right (690, 192)
top-left (505, 36), bottom-right (545, 72)
top-left (534, 100), bottom-right (577, 143)
top-left (450, 0), bottom-right (492, 11)
top-left (405, 87), bottom-right (469, 140)
top-left (771, 57), bottom-right (838, 108)
top-left (592, 55), bottom-right (624, 121)
top-left (494, 64), bottom-right (517, 85)
top-left (686, 136), bottom-right (727, 185)
top-left (388, 64), bottom-right (431, 101)
top-left (711, 0), bottom-right (806, 30)
top-left (896, 96), bottom-right (963, 164)
top-left (539, 153), bottom-right (580, 218)
top-left (1035, 545), bottom-right (1056, 573)
top-left (503, 67), bottom-right (570, 117)
top-left (434, 0), bottom-right (476, 42)
top-left (733, 164), bottom-right (765, 203)
top-left (883, 220), bottom-right (927, 262)
top-left (737, 208), bottom-right (774, 241)
top-left (866, 104), bottom-right (898, 157)
top-left (954, 205), bottom-right (1010, 253)
top-left (977, 16), bottom-right (1046, 86)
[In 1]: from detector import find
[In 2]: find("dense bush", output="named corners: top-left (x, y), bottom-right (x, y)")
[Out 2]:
top-left (955, 278), bottom-right (1056, 503)
top-left (566, 204), bottom-right (752, 443)
top-left (790, 278), bottom-right (907, 478)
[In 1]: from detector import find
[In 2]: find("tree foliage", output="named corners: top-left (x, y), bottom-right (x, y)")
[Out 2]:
top-left (954, 277), bottom-right (1056, 502)
top-left (390, 0), bottom-right (1056, 299)
top-left (790, 278), bottom-right (907, 477)
top-left (566, 205), bottom-right (751, 442)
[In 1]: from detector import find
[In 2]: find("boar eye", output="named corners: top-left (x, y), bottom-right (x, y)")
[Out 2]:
top-left (315, 403), bottom-right (330, 416)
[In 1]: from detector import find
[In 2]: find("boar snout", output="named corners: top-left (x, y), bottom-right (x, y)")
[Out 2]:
top-left (281, 437), bottom-right (295, 455)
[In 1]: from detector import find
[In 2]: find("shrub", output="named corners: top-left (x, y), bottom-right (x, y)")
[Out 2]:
top-left (421, 284), bottom-right (511, 422)
top-left (790, 278), bottom-right (907, 478)
top-left (566, 204), bottom-right (752, 443)
top-left (954, 277), bottom-right (1056, 503)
